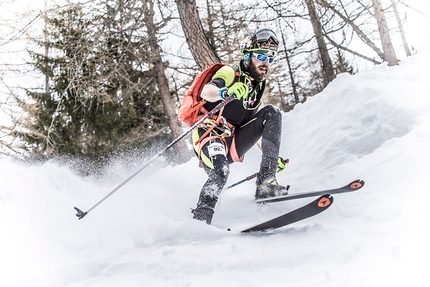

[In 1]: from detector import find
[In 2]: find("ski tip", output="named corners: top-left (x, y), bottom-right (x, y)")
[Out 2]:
top-left (350, 179), bottom-right (365, 190)
top-left (74, 207), bottom-right (88, 220)
top-left (317, 194), bottom-right (333, 208)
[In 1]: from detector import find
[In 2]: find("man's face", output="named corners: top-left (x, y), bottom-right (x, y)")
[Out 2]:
top-left (248, 51), bottom-right (275, 82)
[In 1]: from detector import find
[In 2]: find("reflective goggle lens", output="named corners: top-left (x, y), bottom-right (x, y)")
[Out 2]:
top-left (255, 54), bottom-right (275, 64)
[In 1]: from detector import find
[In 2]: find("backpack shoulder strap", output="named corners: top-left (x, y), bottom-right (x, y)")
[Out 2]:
top-left (227, 63), bottom-right (242, 85)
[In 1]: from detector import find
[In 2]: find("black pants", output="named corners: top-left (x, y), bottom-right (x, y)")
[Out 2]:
top-left (193, 105), bottom-right (282, 211)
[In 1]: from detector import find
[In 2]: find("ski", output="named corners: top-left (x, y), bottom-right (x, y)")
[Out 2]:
top-left (241, 194), bottom-right (333, 233)
top-left (255, 179), bottom-right (364, 204)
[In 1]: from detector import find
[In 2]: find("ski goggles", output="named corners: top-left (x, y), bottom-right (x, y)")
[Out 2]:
top-left (253, 51), bottom-right (275, 64)
top-left (251, 30), bottom-right (279, 50)
top-left (254, 30), bottom-right (279, 44)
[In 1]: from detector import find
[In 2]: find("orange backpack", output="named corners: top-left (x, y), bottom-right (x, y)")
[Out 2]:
top-left (178, 63), bottom-right (239, 127)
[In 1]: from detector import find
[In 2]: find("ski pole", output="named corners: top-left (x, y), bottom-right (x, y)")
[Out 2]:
top-left (225, 158), bottom-right (289, 190)
top-left (74, 95), bottom-right (237, 220)
top-left (225, 173), bottom-right (259, 189)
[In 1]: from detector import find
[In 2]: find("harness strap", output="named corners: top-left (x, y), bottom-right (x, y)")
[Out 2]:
top-left (194, 131), bottom-right (244, 165)
top-left (229, 135), bottom-right (244, 162)
top-left (195, 106), bottom-right (226, 145)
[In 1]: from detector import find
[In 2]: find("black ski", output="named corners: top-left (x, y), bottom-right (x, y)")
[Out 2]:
top-left (255, 179), bottom-right (364, 204)
top-left (241, 194), bottom-right (333, 233)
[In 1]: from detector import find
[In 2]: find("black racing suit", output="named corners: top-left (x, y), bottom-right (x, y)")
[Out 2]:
top-left (192, 60), bottom-right (282, 223)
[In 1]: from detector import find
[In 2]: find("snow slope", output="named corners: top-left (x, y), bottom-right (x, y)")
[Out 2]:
top-left (1, 42), bottom-right (430, 287)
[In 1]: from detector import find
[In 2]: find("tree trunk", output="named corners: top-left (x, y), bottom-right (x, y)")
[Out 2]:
top-left (317, 0), bottom-right (385, 61)
top-left (278, 21), bottom-right (299, 104)
top-left (371, 0), bottom-right (399, 66)
top-left (143, 0), bottom-right (191, 163)
top-left (304, 0), bottom-right (335, 84)
top-left (390, 0), bottom-right (411, 57)
top-left (176, 0), bottom-right (220, 69)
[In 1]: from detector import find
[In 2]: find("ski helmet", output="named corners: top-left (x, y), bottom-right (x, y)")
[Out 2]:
top-left (241, 28), bottom-right (279, 56)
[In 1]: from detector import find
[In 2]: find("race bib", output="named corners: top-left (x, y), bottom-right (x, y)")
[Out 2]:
top-left (207, 142), bottom-right (225, 157)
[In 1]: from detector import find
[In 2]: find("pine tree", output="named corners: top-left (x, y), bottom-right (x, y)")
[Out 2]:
top-left (22, 4), bottom-right (169, 160)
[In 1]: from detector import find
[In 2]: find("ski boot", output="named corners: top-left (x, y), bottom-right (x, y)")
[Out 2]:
top-left (255, 178), bottom-right (289, 200)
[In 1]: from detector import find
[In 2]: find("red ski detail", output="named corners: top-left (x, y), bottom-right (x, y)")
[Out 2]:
top-left (318, 197), bottom-right (331, 207)
top-left (350, 181), bottom-right (363, 189)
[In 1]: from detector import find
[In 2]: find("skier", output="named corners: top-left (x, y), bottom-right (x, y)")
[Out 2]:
top-left (191, 28), bottom-right (288, 224)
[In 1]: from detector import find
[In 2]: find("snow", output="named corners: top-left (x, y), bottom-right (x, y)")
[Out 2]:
top-left (2, 42), bottom-right (430, 287)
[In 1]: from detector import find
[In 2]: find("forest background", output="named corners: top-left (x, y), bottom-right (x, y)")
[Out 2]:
top-left (0, 0), bottom-right (428, 172)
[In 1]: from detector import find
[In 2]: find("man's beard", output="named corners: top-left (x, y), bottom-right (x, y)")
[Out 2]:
top-left (248, 60), bottom-right (267, 82)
